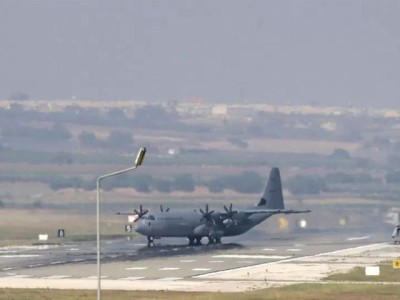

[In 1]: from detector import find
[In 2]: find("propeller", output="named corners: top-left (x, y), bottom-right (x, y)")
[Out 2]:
top-left (133, 204), bottom-right (148, 222)
top-left (199, 204), bottom-right (215, 224)
top-left (221, 203), bottom-right (238, 226)
top-left (160, 205), bottom-right (170, 212)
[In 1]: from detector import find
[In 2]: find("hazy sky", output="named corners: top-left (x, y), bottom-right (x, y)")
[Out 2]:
top-left (0, 0), bottom-right (399, 108)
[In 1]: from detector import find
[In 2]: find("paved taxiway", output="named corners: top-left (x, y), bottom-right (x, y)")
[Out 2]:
top-left (0, 229), bottom-right (398, 292)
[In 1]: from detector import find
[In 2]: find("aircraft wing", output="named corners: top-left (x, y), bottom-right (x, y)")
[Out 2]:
top-left (241, 209), bottom-right (311, 215)
top-left (214, 208), bottom-right (311, 224)
top-left (279, 209), bottom-right (312, 214)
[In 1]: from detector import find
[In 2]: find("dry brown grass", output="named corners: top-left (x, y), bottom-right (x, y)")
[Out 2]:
top-left (325, 262), bottom-right (400, 282)
top-left (0, 209), bottom-right (125, 246)
top-left (1, 284), bottom-right (400, 300)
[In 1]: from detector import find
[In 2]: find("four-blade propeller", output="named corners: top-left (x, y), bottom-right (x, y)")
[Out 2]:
top-left (199, 204), bottom-right (215, 224)
top-left (221, 203), bottom-right (238, 226)
top-left (133, 204), bottom-right (148, 221)
top-left (116, 204), bottom-right (148, 222)
top-left (198, 203), bottom-right (241, 227)
top-left (160, 205), bottom-right (170, 212)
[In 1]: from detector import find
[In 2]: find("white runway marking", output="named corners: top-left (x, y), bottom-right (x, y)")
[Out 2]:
top-left (209, 260), bottom-right (224, 263)
top-left (69, 248), bottom-right (79, 251)
top-left (159, 267), bottom-right (180, 271)
top-left (347, 235), bottom-right (370, 241)
top-left (120, 276), bottom-right (145, 280)
top-left (213, 254), bottom-right (290, 259)
top-left (50, 261), bottom-right (65, 265)
top-left (315, 243), bottom-right (387, 256)
top-left (125, 267), bottom-right (148, 270)
top-left (0, 251), bottom-right (17, 254)
top-left (73, 259), bottom-right (85, 262)
top-left (158, 277), bottom-right (182, 281)
top-left (2, 268), bottom-right (13, 271)
top-left (82, 276), bottom-right (109, 279)
top-left (180, 259), bottom-right (196, 263)
top-left (28, 264), bottom-right (45, 268)
top-left (43, 275), bottom-right (71, 279)
top-left (0, 254), bottom-right (39, 258)
top-left (262, 248), bottom-right (276, 251)
top-left (7, 274), bottom-right (32, 278)
top-left (0, 245), bottom-right (55, 251)
top-left (194, 243), bottom-right (388, 279)
top-left (192, 268), bottom-right (212, 271)
top-left (286, 248), bottom-right (302, 252)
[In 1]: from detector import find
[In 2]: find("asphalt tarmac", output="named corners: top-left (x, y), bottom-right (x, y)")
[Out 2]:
top-left (0, 227), bottom-right (394, 289)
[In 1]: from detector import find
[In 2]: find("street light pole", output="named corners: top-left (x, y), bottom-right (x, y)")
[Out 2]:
top-left (96, 147), bottom-right (146, 300)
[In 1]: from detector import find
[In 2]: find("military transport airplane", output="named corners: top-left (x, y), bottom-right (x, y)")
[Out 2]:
top-left (118, 167), bottom-right (311, 247)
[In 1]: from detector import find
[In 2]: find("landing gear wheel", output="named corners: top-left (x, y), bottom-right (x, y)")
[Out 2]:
top-left (188, 236), bottom-right (195, 246)
top-left (195, 237), bottom-right (202, 246)
top-left (208, 237), bottom-right (221, 245)
top-left (147, 236), bottom-right (154, 247)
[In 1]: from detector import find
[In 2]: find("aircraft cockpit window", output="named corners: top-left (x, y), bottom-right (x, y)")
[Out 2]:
top-left (149, 215), bottom-right (155, 220)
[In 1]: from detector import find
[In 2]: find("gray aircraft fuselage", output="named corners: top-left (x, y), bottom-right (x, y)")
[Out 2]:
top-left (134, 208), bottom-right (274, 238)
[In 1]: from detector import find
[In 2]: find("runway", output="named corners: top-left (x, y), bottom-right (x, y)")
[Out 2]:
top-left (0, 229), bottom-right (398, 292)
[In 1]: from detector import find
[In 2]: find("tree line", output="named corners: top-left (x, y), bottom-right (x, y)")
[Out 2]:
top-left (0, 171), bottom-right (386, 196)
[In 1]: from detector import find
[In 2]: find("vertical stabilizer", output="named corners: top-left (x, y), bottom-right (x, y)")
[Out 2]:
top-left (257, 167), bottom-right (284, 209)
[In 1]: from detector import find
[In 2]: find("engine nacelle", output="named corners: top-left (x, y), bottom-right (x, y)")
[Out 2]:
top-left (223, 218), bottom-right (235, 227)
top-left (208, 227), bottom-right (224, 238)
top-left (233, 212), bottom-right (248, 223)
top-left (193, 224), bottom-right (208, 236)
top-left (193, 224), bottom-right (224, 237)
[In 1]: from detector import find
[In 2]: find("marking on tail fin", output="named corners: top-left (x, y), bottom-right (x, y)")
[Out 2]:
top-left (258, 198), bottom-right (266, 206)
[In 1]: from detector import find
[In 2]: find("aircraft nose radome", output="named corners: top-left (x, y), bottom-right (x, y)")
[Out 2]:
top-left (134, 223), bottom-right (144, 234)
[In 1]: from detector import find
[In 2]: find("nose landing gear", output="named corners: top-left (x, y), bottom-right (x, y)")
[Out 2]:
top-left (147, 235), bottom-right (154, 247)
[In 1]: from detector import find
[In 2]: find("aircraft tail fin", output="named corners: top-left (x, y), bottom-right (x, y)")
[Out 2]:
top-left (256, 167), bottom-right (284, 210)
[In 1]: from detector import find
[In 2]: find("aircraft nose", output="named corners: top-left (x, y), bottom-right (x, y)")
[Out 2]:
top-left (134, 222), bottom-right (145, 235)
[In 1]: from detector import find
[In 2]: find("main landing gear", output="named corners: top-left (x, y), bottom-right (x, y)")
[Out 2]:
top-left (147, 235), bottom-right (154, 247)
top-left (188, 236), bottom-right (221, 245)
top-left (208, 237), bottom-right (221, 245)
top-left (188, 236), bottom-right (203, 246)
top-left (147, 236), bottom-right (221, 247)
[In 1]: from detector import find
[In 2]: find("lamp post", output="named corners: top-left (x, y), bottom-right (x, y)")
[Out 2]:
top-left (96, 147), bottom-right (146, 300)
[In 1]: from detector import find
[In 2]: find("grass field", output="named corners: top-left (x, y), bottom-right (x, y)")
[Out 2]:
top-left (1, 284), bottom-right (400, 300)
top-left (325, 262), bottom-right (400, 282)
top-left (0, 209), bottom-right (129, 246)
top-left (1, 261), bottom-right (399, 300)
